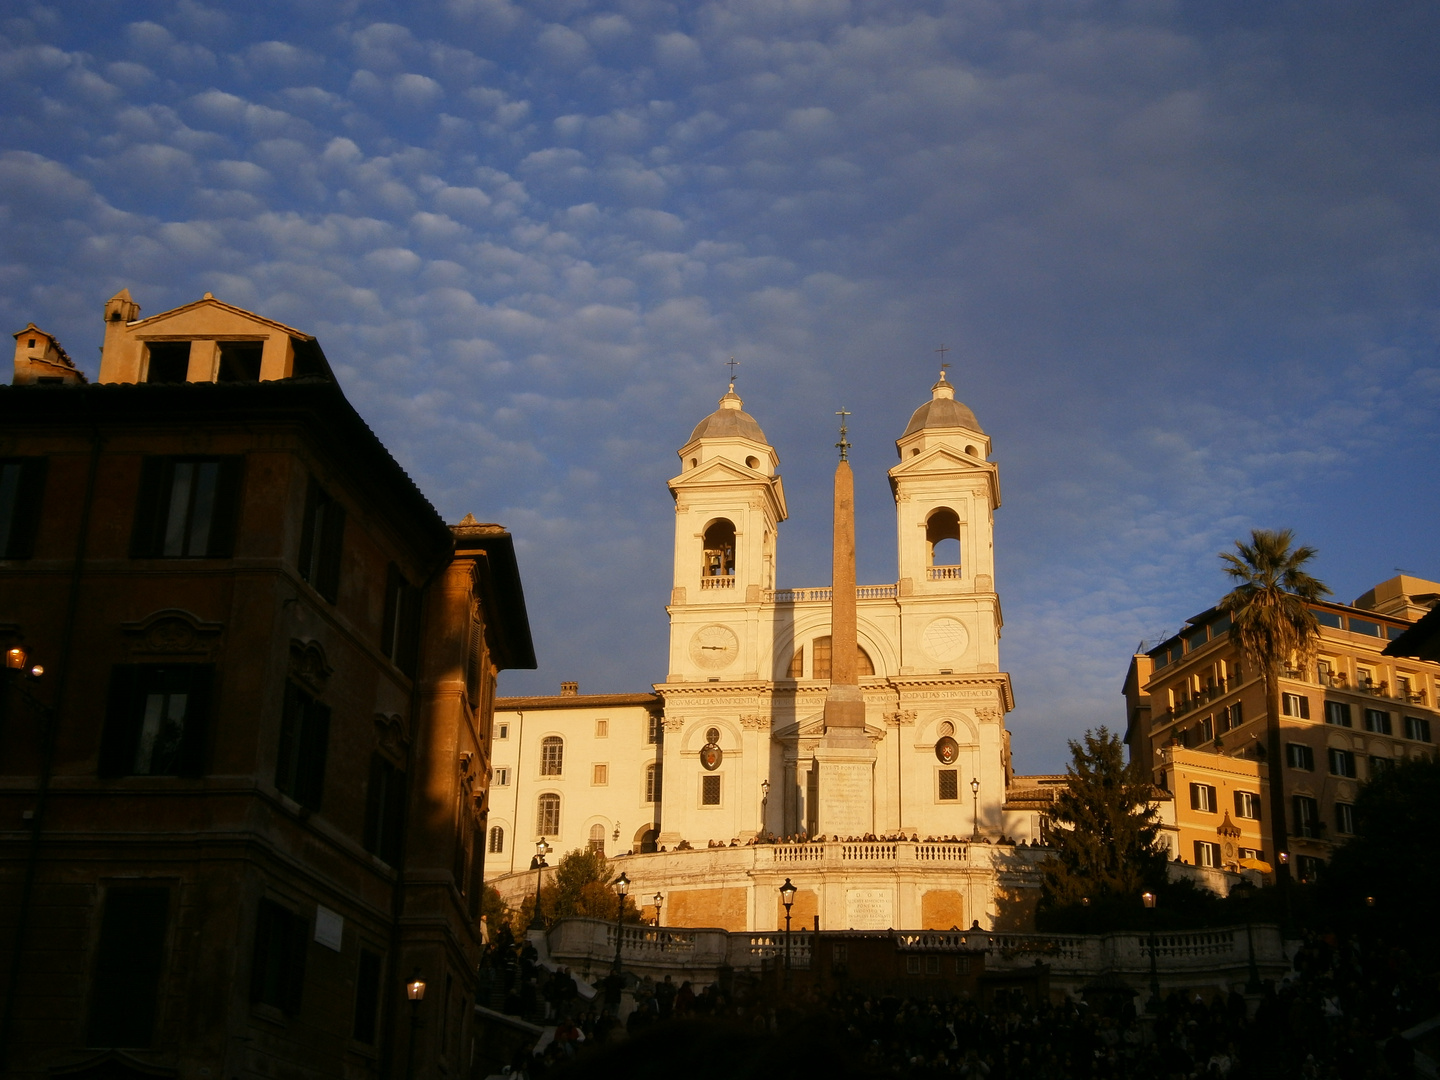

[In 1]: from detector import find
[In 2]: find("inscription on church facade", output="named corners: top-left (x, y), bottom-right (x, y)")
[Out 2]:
top-left (845, 888), bottom-right (894, 930)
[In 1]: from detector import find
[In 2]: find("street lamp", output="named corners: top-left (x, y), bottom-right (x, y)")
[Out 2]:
top-left (613, 821), bottom-right (621, 854)
top-left (528, 838), bottom-right (549, 931)
top-left (779, 877), bottom-right (797, 990)
top-left (405, 970), bottom-right (426, 1080)
top-left (609, 872), bottom-right (630, 1010)
top-left (653, 892), bottom-right (664, 927)
top-left (1142, 891), bottom-right (1160, 1013)
top-left (970, 777), bottom-right (981, 841)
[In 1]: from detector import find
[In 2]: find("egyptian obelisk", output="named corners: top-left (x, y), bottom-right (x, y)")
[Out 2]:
top-left (813, 410), bottom-right (876, 837)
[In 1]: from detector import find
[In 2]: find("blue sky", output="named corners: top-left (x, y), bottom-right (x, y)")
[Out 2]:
top-left (3, 0), bottom-right (1437, 772)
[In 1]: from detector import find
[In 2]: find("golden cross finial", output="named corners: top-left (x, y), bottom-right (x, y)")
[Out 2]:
top-left (726, 356), bottom-right (739, 384)
top-left (835, 407), bottom-right (851, 461)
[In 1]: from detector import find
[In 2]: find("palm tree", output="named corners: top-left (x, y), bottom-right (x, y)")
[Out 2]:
top-left (1218, 528), bottom-right (1330, 899)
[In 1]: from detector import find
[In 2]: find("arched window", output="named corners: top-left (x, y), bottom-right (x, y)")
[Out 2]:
top-left (588, 823), bottom-right (606, 855)
top-left (540, 736), bottom-right (564, 776)
top-left (702, 519), bottom-right (736, 578)
top-left (926, 508), bottom-right (961, 570)
top-left (488, 825), bottom-right (504, 854)
top-left (810, 636), bottom-right (875, 680)
top-left (638, 827), bottom-right (659, 854)
top-left (536, 793), bottom-right (560, 836)
top-left (787, 646), bottom-right (803, 678)
top-left (644, 762), bottom-right (660, 803)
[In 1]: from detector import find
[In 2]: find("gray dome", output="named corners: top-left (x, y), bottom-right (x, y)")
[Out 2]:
top-left (687, 387), bottom-right (769, 445)
top-left (901, 375), bottom-right (983, 437)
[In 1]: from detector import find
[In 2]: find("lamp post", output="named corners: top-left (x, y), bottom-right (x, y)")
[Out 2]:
top-left (527, 838), bottom-right (549, 932)
top-left (970, 776), bottom-right (981, 841)
top-left (760, 778), bottom-right (770, 834)
top-left (1142, 891), bottom-right (1160, 1013)
top-left (779, 877), bottom-right (797, 991)
top-left (405, 971), bottom-right (426, 1080)
top-left (653, 892), bottom-right (664, 927)
top-left (1231, 879), bottom-right (1263, 993)
top-left (609, 872), bottom-right (630, 1011)
top-left (613, 821), bottom-right (621, 854)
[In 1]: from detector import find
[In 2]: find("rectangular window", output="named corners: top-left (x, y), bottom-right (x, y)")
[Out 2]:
top-left (276, 682), bottom-right (331, 811)
top-left (1313, 609), bottom-right (1344, 630)
top-left (644, 763), bottom-right (659, 804)
top-left (1334, 803), bottom-right (1355, 836)
top-left (1369, 755), bottom-right (1393, 776)
top-left (1234, 790), bottom-right (1260, 819)
top-left (492, 767), bottom-right (510, 787)
top-left (1293, 795), bottom-right (1321, 838)
top-left (0, 458), bottom-right (47, 559)
top-left (1296, 855), bottom-right (1324, 884)
top-left (811, 637), bottom-right (832, 681)
top-left (1193, 840), bottom-right (1220, 868)
top-left (218, 340), bottom-right (264, 382)
top-left (298, 477), bottom-right (346, 603)
top-left (250, 898), bottom-right (308, 1015)
top-left (1328, 749), bottom-right (1356, 777)
top-left (702, 774), bottom-right (721, 805)
top-left (496, 723), bottom-right (509, 740)
top-left (1282, 693), bottom-right (1310, 719)
top-left (540, 737), bottom-right (564, 776)
top-left (938, 769), bottom-right (959, 801)
top-left (1189, 783), bottom-right (1216, 813)
top-left (99, 664), bottom-right (214, 778)
top-left (1224, 702), bottom-right (1243, 730)
top-left (145, 341), bottom-right (191, 382)
top-left (647, 714), bottom-right (661, 744)
top-left (592, 763), bottom-right (608, 785)
top-left (353, 948), bottom-right (383, 1045)
top-left (906, 955), bottom-right (921, 975)
top-left (86, 887), bottom-right (169, 1048)
top-left (1286, 743), bottom-right (1314, 771)
top-left (925, 955), bottom-right (941, 975)
top-left (1198, 716), bottom-right (1214, 743)
top-left (1238, 847), bottom-right (1263, 861)
top-left (131, 456), bottom-right (243, 558)
top-left (1364, 709), bottom-right (1392, 735)
top-left (1350, 619), bottom-right (1381, 639)
top-left (536, 794), bottom-right (560, 835)
top-left (1405, 716), bottom-right (1432, 742)
top-left (363, 754), bottom-right (405, 866)
top-left (380, 564), bottom-right (422, 677)
top-left (595, 719), bottom-right (608, 738)
top-left (1324, 701), bottom-right (1352, 728)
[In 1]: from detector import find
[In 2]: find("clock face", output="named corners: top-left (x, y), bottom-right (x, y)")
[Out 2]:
top-left (922, 617), bottom-right (969, 662)
top-left (690, 624), bottom-right (739, 670)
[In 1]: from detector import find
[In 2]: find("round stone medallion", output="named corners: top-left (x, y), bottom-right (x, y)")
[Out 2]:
top-left (922, 617), bottom-right (969, 662)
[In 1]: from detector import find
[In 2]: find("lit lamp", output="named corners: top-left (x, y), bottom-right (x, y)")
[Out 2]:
top-left (1142, 891), bottom-right (1160, 1012)
top-left (405, 970), bottom-right (426, 1080)
top-left (5, 646), bottom-right (26, 670)
top-left (653, 891), bottom-right (664, 927)
top-left (779, 877), bottom-right (797, 990)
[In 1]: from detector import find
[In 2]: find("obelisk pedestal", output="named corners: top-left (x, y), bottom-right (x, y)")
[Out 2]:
top-left (812, 435), bottom-right (877, 838)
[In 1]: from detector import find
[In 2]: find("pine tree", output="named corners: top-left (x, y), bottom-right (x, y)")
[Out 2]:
top-left (1040, 727), bottom-right (1168, 914)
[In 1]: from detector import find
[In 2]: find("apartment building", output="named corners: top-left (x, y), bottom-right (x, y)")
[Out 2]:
top-left (0, 291), bottom-right (533, 1080)
top-left (1123, 575), bottom-right (1439, 881)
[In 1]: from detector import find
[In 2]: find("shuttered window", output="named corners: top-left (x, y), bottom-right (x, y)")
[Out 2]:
top-left (381, 563), bottom-right (422, 677)
top-left (131, 456), bottom-right (243, 558)
top-left (99, 664), bottom-right (214, 778)
top-left (86, 887), bottom-right (170, 1047)
top-left (250, 898), bottom-right (308, 1015)
top-left (276, 682), bottom-right (331, 811)
top-left (298, 477), bottom-right (346, 602)
top-left (363, 754), bottom-right (405, 866)
top-left (0, 457), bottom-right (47, 559)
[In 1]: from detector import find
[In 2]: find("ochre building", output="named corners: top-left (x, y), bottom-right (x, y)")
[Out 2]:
top-left (0, 292), bottom-right (534, 1080)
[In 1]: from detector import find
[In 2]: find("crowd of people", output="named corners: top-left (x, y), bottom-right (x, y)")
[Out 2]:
top-left (664, 831), bottom-right (1042, 851)
top-left (479, 927), bottom-right (1430, 1079)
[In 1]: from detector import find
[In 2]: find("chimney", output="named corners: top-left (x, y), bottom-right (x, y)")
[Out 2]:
top-left (560, 681), bottom-right (578, 696)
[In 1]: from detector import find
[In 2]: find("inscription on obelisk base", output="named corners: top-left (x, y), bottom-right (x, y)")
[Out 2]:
top-left (813, 737), bottom-right (876, 837)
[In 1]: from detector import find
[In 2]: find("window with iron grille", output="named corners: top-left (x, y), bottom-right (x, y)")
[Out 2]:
top-left (536, 793), bottom-right (560, 836)
top-left (540, 736), bottom-right (564, 776)
top-left (644, 763), bottom-right (659, 804)
top-left (702, 774), bottom-right (721, 805)
top-left (938, 770), bottom-right (958, 801)
top-left (488, 826), bottom-right (504, 854)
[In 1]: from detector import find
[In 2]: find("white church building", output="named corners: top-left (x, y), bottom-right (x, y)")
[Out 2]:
top-left (485, 374), bottom-right (1057, 933)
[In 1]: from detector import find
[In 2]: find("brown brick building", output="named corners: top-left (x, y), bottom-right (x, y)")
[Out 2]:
top-left (0, 293), bottom-right (534, 1079)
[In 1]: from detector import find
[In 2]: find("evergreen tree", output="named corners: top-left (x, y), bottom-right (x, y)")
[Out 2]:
top-left (512, 847), bottom-right (642, 931)
top-left (1040, 727), bottom-right (1168, 920)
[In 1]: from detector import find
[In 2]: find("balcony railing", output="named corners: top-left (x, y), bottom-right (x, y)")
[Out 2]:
top-left (700, 576), bottom-right (735, 589)
top-left (927, 566), bottom-right (962, 581)
top-left (766, 584), bottom-right (898, 603)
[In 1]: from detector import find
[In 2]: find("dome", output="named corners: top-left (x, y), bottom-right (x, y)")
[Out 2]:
top-left (901, 373), bottom-right (982, 437)
top-left (687, 385), bottom-right (769, 445)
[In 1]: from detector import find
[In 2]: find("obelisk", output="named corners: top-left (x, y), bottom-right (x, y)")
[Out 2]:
top-left (813, 409), bottom-right (876, 837)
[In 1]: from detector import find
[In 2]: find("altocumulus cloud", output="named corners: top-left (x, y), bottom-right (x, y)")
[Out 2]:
top-left (1, 1), bottom-right (1438, 769)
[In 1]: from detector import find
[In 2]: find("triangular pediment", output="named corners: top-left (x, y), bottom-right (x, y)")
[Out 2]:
top-left (671, 457), bottom-right (766, 485)
top-left (772, 713), bottom-right (887, 743)
top-left (888, 444), bottom-right (988, 478)
top-left (130, 295), bottom-right (309, 339)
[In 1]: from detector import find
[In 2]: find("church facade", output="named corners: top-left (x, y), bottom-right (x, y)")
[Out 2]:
top-left (489, 375), bottom-right (1050, 932)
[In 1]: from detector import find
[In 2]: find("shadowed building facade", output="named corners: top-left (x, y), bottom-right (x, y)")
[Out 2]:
top-left (0, 292), bottom-right (533, 1080)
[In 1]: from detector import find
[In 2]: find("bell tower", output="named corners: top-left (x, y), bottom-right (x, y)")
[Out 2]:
top-left (666, 381), bottom-right (787, 682)
top-left (889, 371), bottom-right (1002, 674)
